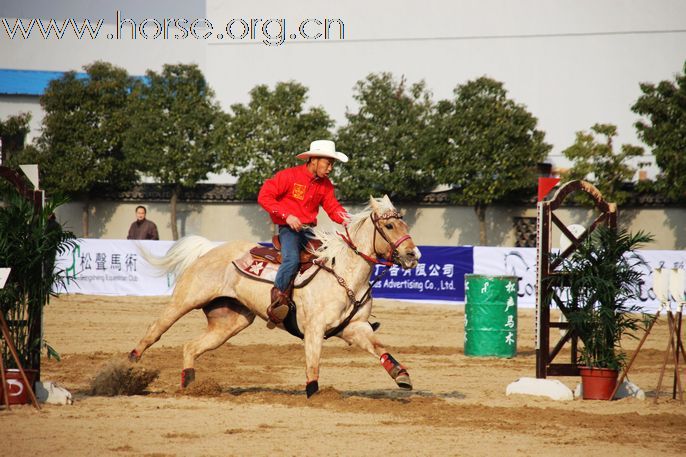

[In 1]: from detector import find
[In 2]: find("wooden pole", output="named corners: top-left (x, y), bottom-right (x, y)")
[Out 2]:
top-left (611, 311), bottom-right (660, 400)
top-left (654, 312), bottom-right (676, 404)
top-left (0, 346), bottom-right (10, 410)
top-left (671, 307), bottom-right (684, 402)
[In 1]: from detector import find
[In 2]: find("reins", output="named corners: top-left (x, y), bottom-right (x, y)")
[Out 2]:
top-left (319, 210), bottom-right (413, 339)
top-left (338, 226), bottom-right (393, 267)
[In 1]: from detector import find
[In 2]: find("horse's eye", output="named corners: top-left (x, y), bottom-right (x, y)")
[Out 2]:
top-left (385, 223), bottom-right (393, 230)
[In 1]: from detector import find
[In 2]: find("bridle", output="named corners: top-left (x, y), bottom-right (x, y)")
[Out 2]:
top-left (338, 210), bottom-right (413, 267)
top-left (316, 209), bottom-right (415, 339)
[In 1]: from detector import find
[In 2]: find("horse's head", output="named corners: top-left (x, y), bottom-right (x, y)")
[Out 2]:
top-left (369, 195), bottom-right (421, 270)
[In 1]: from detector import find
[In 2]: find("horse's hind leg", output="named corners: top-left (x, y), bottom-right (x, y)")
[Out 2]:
top-left (129, 297), bottom-right (203, 362)
top-left (339, 320), bottom-right (412, 390)
top-left (181, 297), bottom-right (255, 388)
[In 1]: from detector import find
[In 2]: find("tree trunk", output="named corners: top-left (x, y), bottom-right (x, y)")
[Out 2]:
top-left (475, 203), bottom-right (487, 246)
top-left (82, 199), bottom-right (90, 238)
top-left (170, 185), bottom-right (179, 240)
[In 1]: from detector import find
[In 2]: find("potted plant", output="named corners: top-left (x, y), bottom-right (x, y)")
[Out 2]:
top-left (0, 184), bottom-right (76, 404)
top-left (551, 226), bottom-right (654, 400)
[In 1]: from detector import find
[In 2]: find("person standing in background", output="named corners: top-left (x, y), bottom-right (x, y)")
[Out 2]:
top-left (127, 205), bottom-right (159, 240)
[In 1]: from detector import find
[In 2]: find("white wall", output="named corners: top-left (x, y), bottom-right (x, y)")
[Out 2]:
top-left (54, 199), bottom-right (686, 250)
top-left (205, 0), bottom-right (686, 178)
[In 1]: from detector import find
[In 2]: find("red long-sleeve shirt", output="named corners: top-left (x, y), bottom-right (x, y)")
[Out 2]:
top-left (258, 164), bottom-right (347, 226)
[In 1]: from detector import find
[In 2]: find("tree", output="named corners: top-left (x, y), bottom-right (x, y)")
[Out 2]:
top-left (125, 64), bottom-right (227, 240)
top-left (20, 61), bottom-right (138, 236)
top-left (632, 61), bottom-right (686, 200)
top-left (335, 73), bottom-right (437, 202)
top-left (222, 82), bottom-right (333, 199)
top-left (0, 112), bottom-right (31, 165)
top-left (430, 77), bottom-right (551, 245)
top-left (561, 123), bottom-right (645, 204)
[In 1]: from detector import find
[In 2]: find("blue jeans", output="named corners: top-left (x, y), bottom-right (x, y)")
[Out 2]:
top-left (274, 225), bottom-right (314, 291)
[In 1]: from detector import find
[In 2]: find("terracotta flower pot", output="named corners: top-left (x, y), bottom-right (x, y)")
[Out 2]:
top-left (580, 367), bottom-right (618, 400)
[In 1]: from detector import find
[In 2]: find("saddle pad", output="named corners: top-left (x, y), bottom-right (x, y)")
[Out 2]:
top-left (232, 251), bottom-right (320, 287)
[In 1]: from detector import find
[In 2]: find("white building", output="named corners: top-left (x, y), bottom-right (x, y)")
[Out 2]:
top-left (1, 0), bottom-right (685, 178)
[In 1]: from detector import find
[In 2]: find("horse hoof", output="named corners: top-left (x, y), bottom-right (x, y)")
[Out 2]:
top-left (306, 380), bottom-right (319, 398)
top-left (128, 349), bottom-right (140, 363)
top-left (370, 322), bottom-right (381, 332)
top-left (181, 368), bottom-right (196, 388)
top-left (395, 372), bottom-right (412, 391)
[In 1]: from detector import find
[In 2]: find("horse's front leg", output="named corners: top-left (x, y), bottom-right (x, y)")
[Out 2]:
top-left (339, 320), bottom-right (412, 390)
top-left (303, 325), bottom-right (325, 398)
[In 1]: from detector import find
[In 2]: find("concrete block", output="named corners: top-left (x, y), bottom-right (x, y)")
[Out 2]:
top-left (506, 377), bottom-right (574, 401)
top-left (35, 380), bottom-right (73, 405)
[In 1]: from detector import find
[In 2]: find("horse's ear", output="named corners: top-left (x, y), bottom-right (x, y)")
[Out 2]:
top-left (382, 194), bottom-right (393, 208)
top-left (369, 195), bottom-right (379, 212)
top-left (400, 208), bottom-right (407, 217)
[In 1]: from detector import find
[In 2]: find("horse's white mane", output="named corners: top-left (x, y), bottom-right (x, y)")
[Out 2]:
top-left (312, 195), bottom-right (396, 263)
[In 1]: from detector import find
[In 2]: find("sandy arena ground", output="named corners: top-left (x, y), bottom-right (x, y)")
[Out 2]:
top-left (2, 294), bottom-right (685, 456)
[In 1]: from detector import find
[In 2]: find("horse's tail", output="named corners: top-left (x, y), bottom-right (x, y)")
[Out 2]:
top-left (137, 236), bottom-right (217, 278)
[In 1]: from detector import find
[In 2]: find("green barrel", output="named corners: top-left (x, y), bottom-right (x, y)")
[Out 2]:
top-left (464, 274), bottom-right (517, 358)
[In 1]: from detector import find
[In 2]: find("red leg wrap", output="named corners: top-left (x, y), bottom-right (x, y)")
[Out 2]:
top-left (380, 352), bottom-right (405, 379)
top-left (181, 368), bottom-right (195, 388)
top-left (128, 349), bottom-right (140, 362)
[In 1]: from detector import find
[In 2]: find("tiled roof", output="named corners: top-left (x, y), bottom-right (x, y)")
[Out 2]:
top-left (94, 183), bottom-right (243, 203)
top-left (91, 183), bottom-right (684, 207)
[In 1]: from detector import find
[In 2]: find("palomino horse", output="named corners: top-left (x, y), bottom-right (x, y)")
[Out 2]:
top-left (128, 196), bottom-right (421, 397)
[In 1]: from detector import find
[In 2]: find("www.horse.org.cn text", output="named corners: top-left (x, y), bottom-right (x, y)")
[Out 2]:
top-left (0, 11), bottom-right (346, 46)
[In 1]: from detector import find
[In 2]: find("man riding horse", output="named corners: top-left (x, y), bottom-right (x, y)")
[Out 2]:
top-left (257, 140), bottom-right (350, 326)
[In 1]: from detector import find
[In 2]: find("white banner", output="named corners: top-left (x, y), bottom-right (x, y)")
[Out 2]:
top-left (473, 247), bottom-right (538, 308)
top-left (55, 239), bottom-right (177, 296)
top-left (473, 246), bottom-right (686, 312)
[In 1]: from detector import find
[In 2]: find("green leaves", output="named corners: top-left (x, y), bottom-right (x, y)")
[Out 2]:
top-left (335, 73), bottom-right (436, 202)
top-left (428, 76), bottom-right (551, 244)
top-left (26, 61), bottom-right (138, 197)
top-left (0, 188), bottom-right (76, 368)
top-left (632, 61), bottom-right (686, 200)
top-left (550, 227), bottom-right (654, 369)
top-left (561, 123), bottom-right (645, 205)
top-left (221, 81), bottom-right (333, 199)
top-left (0, 112), bottom-right (31, 165)
top-left (124, 64), bottom-right (228, 239)
top-left (125, 64), bottom-right (225, 186)
top-left (431, 77), bottom-right (550, 206)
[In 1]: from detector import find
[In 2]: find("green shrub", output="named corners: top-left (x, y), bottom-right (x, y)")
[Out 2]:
top-left (0, 185), bottom-right (76, 369)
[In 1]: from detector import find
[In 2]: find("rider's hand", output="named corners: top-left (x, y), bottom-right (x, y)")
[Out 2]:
top-left (286, 214), bottom-right (303, 231)
top-left (341, 212), bottom-right (351, 227)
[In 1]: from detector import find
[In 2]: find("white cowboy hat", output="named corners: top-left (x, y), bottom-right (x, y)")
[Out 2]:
top-left (296, 140), bottom-right (349, 163)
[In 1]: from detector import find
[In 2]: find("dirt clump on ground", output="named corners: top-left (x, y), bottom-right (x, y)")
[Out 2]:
top-left (89, 359), bottom-right (159, 396)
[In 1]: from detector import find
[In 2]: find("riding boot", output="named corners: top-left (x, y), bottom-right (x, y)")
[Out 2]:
top-left (267, 286), bottom-right (290, 326)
